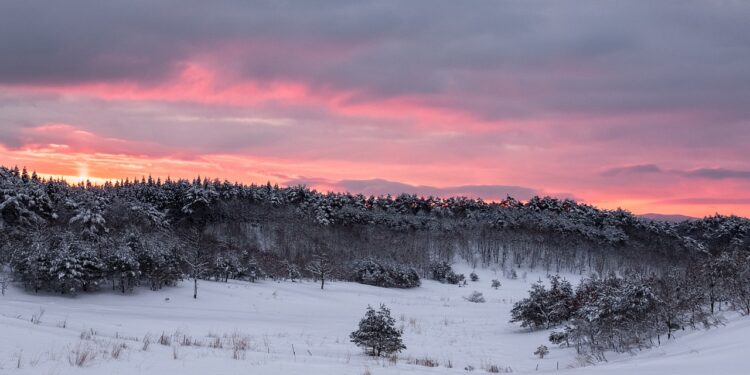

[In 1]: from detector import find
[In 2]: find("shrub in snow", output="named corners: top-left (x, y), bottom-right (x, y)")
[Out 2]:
top-left (470, 272), bottom-right (479, 282)
top-left (491, 279), bottom-right (501, 289)
top-left (350, 304), bottom-right (406, 356)
top-left (534, 345), bottom-right (549, 359)
top-left (549, 330), bottom-right (569, 346)
top-left (352, 259), bottom-right (420, 289)
top-left (464, 291), bottom-right (485, 303)
top-left (430, 262), bottom-right (451, 282)
top-left (209, 254), bottom-right (245, 283)
top-left (508, 269), bottom-right (518, 279)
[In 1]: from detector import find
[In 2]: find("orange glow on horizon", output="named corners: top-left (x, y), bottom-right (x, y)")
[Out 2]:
top-left (3, 147), bottom-right (747, 219)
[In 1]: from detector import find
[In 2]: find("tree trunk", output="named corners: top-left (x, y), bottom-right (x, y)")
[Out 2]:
top-left (320, 277), bottom-right (325, 290)
top-left (193, 277), bottom-right (198, 299)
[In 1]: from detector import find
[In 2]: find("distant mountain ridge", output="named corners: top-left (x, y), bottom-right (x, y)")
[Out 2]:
top-left (640, 213), bottom-right (697, 222)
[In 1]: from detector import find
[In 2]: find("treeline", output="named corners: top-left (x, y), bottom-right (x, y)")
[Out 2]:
top-left (1, 165), bottom-right (749, 296)
top-left (511, 251), bottom-right (750, 359)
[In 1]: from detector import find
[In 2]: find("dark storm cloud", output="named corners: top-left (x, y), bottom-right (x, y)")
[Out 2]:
top-left (2, 1), bottom-right (750, 122)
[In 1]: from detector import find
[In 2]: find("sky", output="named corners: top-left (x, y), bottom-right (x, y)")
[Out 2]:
top-left (1, 0), bottom-right (749, 218)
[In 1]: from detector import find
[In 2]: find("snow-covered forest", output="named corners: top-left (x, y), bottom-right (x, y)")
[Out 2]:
top-left (2, 164), bottom-right (750, 372)
top-left (2, 164), bottom-right (748, 286)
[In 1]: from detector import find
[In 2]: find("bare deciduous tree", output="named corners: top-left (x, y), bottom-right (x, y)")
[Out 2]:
top-left (306, 253), bottom-right (334, 290)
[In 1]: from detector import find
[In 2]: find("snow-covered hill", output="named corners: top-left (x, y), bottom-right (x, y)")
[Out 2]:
top-left (0, 267), bottom-right (746, 374)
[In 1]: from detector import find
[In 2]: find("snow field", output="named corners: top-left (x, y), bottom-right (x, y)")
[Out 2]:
top-left (0, 266), bottom-right (747, 374)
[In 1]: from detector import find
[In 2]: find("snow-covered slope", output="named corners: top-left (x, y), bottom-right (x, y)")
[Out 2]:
top-left (0, 267), bottom-right (746, 374)
top-left (578, 313), bottom-right (748, 375)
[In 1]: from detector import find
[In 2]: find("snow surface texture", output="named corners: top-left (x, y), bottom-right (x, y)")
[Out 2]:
top-left (0, 266), bottom-right (746, 374)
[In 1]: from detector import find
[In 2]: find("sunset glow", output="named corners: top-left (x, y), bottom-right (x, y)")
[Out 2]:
top-left (2, 1), bottom-right (749, 218)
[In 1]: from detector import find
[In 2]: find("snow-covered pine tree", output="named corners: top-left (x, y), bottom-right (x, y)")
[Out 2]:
top-left (105, 244), bottom-right (140, 294)
top-left (510, 281), bottom-right (551, 329)
top-left (350, 304), bottom-right (405, 356)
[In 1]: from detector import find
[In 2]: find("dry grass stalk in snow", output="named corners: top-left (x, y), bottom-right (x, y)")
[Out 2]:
top-left (232, 335), bottom-right (249, 360)
top-left (111, 342), bottom-right (126, 359)
top-left (30, 308), bottom-right (44, 325)
top-left (410, 356), bottom-right (439, 367)
top-left (158, 332), bottom-right (172, 346)
top-left (209, 336), bottom-right (223, 349)
top-left (80, 328), bottom-right (96, 340)
top-left (68, 342), bottom-right (97, 367)
top-left (483, 363), bottom-right (513, 373)
top-left (142, 334), bottom-right (152, 351)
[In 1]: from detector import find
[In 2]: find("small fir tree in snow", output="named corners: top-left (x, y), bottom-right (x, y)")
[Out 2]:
top-left (350, 304), bottom-right (405, 357)
top-left (286, 261), bottom-right (301, 282)
top-left (470, 272), bottom-right (479, 282)
top-left (534, 345), bottom-right (549, 359)
top-left (491, 279), bottom-right (501, 289)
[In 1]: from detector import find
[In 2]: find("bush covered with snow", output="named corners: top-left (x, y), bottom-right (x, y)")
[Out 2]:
top-left (351, 259), bottom-right (420, 288)
top-left (430, 262), bottom-right (462, 284)
top-left (464, 290), bottom-right (485, 303)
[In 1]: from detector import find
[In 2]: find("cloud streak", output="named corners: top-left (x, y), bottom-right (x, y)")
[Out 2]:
top-left (601, 165), bottom-right (750, 180)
